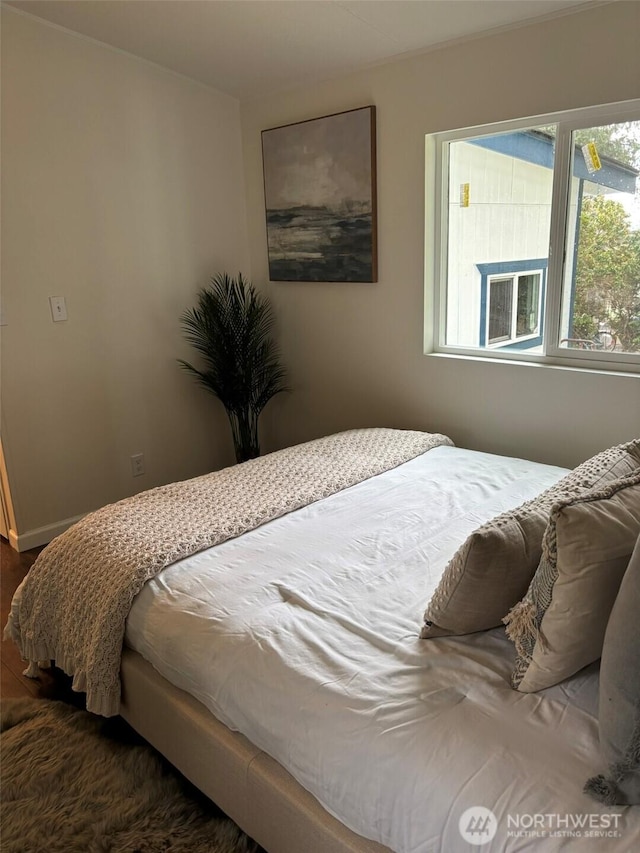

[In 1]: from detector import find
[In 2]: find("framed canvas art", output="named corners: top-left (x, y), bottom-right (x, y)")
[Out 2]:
top-left (261, 106), bottom-right (377, 282)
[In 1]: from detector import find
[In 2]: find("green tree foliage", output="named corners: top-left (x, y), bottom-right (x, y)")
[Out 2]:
top-left (573, 196), bottom-right (640, 351)
top-left (572, 124), bottom-right (640, 169)
top-left (538, 123), bottom-right (640, 168)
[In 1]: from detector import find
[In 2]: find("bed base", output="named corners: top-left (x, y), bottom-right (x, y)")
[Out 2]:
top-left (120, 649), bottom-right (391, 853)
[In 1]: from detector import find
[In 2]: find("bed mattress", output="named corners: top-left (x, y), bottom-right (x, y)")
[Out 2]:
top-left (124, 445), bottom-right (639, 852)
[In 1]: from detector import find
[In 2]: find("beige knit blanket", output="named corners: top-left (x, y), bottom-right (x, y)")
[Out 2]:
top-left (5, 428), bottom-right (452, 716)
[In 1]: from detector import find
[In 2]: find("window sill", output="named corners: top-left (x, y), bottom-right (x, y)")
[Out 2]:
top-left (425, 350), bottom-right (640, 378)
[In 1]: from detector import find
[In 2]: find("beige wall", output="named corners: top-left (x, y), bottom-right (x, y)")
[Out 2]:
top-left (241, 2), bottom-right (640, 467)
top-left (2, 4), bottom-right (640, 547)
top-left (1, 9), bottom-right (249, 546)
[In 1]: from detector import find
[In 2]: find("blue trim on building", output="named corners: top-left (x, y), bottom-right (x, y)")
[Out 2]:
top-left (477, 259), bottom-right (547, 349)
top-left (477, 259), bottom-right (548, 277)
top-left (498, 336), bottom-right (544, 352)
top-left (470, 132), bottom-right (637, 193)
top-left (471, 132), bottom-right (554, 171)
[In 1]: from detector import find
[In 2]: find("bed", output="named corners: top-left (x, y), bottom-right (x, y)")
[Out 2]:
top-left (6, 429), bottom-right (640, 853)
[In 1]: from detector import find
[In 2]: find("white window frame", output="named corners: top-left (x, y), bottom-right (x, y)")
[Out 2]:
top-left (427, 99), bottom-right (640, 373)
top-left (486, 269), bottom-right (543, 348)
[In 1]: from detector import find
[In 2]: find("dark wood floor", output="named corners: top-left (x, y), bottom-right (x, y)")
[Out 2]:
top-left (0, 537), bottom-right (55, 700)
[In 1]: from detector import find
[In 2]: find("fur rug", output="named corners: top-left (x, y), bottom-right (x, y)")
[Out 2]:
top-left (0, 697), bottom-right (261, 853)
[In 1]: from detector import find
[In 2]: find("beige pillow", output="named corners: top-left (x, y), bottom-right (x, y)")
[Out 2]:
top-left (585, 535), bottom-right (640, 805)
top-left (420, 439), bottom-right (640, 638)
top-left (504, 470), bottom-right (640, 693)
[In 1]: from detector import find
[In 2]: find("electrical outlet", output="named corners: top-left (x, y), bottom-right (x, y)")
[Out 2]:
top-left (130, 453), bottom-right (145, 477)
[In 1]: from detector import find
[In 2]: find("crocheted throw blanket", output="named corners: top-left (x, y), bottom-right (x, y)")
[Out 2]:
top-left (5, 428), bottom-right (452, 716)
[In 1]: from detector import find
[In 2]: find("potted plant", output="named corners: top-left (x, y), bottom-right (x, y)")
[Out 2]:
top-left (179, 273), bottom-right (288, 463)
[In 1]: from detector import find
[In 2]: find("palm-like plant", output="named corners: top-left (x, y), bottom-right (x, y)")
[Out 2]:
top-left (179, 273), bottom-right (288, 463)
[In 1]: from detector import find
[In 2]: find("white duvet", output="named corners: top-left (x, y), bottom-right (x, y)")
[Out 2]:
top-left (125, 446), bottom-right (640, 853)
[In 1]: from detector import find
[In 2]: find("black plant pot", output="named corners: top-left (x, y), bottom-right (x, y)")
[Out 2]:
top-left (229, 410), bottom-right (260, 464)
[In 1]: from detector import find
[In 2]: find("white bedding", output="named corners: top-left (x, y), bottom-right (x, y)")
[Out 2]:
top-left (125, 446), bottom-right (640, 852)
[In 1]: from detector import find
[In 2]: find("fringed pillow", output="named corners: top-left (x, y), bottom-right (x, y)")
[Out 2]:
top-left (421, 440), bottom-right (640, 638)
top-left (585, 536), bottom-right (640, 806)
top-left (504, 469), bottom-right (640, 693)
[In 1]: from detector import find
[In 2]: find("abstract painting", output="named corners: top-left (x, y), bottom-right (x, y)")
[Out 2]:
top-left (261, 106), bottom-right (377, 282)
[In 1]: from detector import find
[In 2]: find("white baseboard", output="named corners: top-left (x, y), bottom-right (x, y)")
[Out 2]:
top-left (8, 515), bottom-right (85, 552)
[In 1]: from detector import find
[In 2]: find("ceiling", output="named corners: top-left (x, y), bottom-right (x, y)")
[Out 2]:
top-left (6, 0), bottom-right (598, 100)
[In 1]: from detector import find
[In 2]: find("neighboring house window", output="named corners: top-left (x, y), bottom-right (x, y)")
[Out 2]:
top-left (488, 273), bottom-right (540, 345)
top-left (477, 261), bottom-right (546, 349)
top-left (426, 100), bottom-right (640, 371)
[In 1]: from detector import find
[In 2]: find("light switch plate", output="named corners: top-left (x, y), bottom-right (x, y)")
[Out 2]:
top-left (49, 296), bottom-right (68, 322)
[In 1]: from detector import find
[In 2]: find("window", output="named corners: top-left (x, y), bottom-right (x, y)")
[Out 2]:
top-left (478, 262), bottom-right (545, 348)
top-left (488, 272), bottom-right (542, 345)
top-left (428, 101), bottom-right (640, 371)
